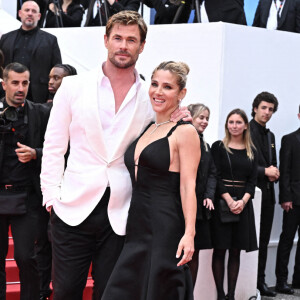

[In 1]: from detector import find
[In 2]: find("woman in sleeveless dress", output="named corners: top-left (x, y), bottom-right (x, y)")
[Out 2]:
top-left (187, 103), bottom-right (217, 286)
top-left (101, 61), bottom-right (200, 300)
top-left (211, 109), bottom-right (258, 300)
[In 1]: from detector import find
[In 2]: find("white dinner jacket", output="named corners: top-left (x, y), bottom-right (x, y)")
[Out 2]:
top-left (41, 68), bottom-right (154, 235)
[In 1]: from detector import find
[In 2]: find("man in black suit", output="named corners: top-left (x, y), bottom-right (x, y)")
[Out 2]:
top-left (275, 107), bottom-right (300, 294)
top-left (196, 0), bottom-right (246, 24)
top-left (0, 1), bottom-right (62, 103)
top-left (253, 0), bottom-right (300, 33)
top-left (143, 0), bottom-right (246, 24)
top-left (250, 92), bottom-right (279, 297)
top-left (0, 62), bottom-right (51, 300)
top-left (85, 0), bottom-right (140, 26)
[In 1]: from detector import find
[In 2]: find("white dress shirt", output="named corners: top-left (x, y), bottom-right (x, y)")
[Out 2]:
top-left (201, 1), bottom-right (209, 23)
top-left (98, 67), bottom-right (140, 161)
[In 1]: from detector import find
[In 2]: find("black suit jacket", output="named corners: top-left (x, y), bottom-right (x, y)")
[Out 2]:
top-left (0, 28), bottom-right (62, 103)
top-left (250, 119), bottom-right (277, 204)
top-left (196, 137), bottom-right (217, 220)
top-left (85, 0), bottom-right (140, 26)
top-left (202, 0), bottom-right (246, 24)
top-left (253, 0), bottom-right (300, 33)
top-left (279, 128), bottom-right (300, 206)
top-left (0, 98), bottom-right (51, 201)
top-left (45, 2), bottom-right (84, 27)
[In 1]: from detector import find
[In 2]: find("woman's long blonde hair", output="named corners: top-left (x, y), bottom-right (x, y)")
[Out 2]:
top-left (223, 108), bottom-right (255, 160)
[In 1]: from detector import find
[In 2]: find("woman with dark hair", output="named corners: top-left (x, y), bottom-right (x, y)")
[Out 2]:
top-left (187, 103), bottom-right (217, 286)
top-left (211, 109), bottom-right (258, 300)
top-left (45, 0), bottom-right (84, 27)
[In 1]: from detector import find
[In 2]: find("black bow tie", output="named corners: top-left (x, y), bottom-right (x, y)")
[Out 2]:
top-left (263, 127), bottom-right (270, 135)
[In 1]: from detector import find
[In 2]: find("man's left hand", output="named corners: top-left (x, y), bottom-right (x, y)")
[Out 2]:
top-left (281, 202), bottom-right (293, 212)
top-left (15, 142), bottom-right (37, 163)
top-left (170, 106), bottom-right (192, 123)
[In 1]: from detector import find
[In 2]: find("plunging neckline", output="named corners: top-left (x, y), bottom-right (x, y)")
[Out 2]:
top-left (134, 136), bottom-right (167, 166)
top-left (133, 137), bottom-right (170, 182)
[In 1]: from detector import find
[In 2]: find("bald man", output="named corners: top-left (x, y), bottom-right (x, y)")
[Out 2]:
top-left (0, 1), bottom-right (61, 103)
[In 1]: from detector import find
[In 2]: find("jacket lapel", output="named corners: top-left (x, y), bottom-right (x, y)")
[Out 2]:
top-left (31, 28), bottom-right (41, 57)
top-left (295, 128), bottom-right (300, 145)
top-left (277, 0), bottom-right (290, 29)
top-left (83, 69), bottom-right (108, 162)
top-left (7, 31), bottom-right (19, 62)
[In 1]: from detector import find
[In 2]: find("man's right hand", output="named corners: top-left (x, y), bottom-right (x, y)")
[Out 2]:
top-left (47, 205), bottom-right (52, 215)
top-left (265, 165), bottom-right (280, 182)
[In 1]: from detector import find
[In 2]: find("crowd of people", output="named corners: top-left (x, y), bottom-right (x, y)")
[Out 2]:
top-left (0, 1), bottom-right (300, 300)
top-left (13, 0), bottom-right (300, 31)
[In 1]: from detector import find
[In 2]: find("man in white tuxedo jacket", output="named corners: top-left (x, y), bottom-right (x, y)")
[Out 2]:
top-left (41, 11), bottom-right (188, 300)
top-left (40, 11), bottom-right (153, 300)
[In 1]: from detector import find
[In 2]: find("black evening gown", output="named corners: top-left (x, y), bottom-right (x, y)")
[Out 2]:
top-left (101, 122), bottom-right (194, 300)
top-left (211, 141), bottom-right (258, 252)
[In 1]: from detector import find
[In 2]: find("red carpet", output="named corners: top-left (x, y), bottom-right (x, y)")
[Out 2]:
top-left (6, 226), bottom-right (93, 299)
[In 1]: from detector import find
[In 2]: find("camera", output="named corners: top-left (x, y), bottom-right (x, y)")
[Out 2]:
top-left (0, 106), bottom-right (18, 134)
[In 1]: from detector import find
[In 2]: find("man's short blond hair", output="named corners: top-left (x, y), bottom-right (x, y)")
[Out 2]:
top-left (106, 11), bottom-right (147, 43)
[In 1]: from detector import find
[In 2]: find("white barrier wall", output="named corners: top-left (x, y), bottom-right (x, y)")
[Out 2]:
top-left (1, 8), bottom-right (299, 297)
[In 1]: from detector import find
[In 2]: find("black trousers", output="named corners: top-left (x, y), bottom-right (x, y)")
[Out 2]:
top-left (35, 206), bottom-right (52, 297)
top-left (257, 194), bottom-right (275, 284)
top-left (0, 192), bottom-right (40, 300)
top-left (51, 188), bottom-right (125, 300)
top-left (275, 205), bottom-right (300, 285)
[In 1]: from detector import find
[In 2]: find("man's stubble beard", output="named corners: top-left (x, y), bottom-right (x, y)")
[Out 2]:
top-left (109, 54), bottom-right (138, 69)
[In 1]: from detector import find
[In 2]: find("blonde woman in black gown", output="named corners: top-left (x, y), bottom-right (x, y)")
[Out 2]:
top-left (187, 103), bottom-right (217, 286)
top-left (102, 61), bottom-right (200, 300)
top-left (211, 109), bottom-right (258, 300)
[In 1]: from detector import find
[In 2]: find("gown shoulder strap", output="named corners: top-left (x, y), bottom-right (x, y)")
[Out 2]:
top-left (166, 120), bottom-right (191, 137)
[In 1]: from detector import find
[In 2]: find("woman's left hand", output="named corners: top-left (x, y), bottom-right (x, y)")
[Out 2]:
top-left (176, 234), bottom-right (194, 266)
top-left (231, 200), bottom-right (244, 214)
top-left (170, 106), bottom-right (192, 123)
top-left (203, 198), bottom-right (214, 210)
top-left (49, 3), bottom-right (57, 13)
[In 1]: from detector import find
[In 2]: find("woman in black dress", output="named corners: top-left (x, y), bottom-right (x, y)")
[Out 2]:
top-left (187, 103), bottom-right (217, 286)
top-left (101, 61), bottom-right (200, 300)
top-left (45, 0), bottom-right (84, 27)
top-left (211, 109), bottom-right (258, 300)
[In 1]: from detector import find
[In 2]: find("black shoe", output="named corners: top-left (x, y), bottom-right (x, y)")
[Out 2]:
top-left (40, 292), bottom-right (52, 300)
top-left (257, 282), bottom-right (277, 297)
top-left (276, 282), bottom-right (294, 294)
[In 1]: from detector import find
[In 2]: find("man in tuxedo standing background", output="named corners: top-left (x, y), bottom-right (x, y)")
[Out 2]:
top-left (0, 1), bottom-right (62, 103)
top-left (249, 92), bottom-right (279, 297)
top-left (253, 0), bottom-right (300, 33)
top-left (275, 106), bottom-right (300, 295)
